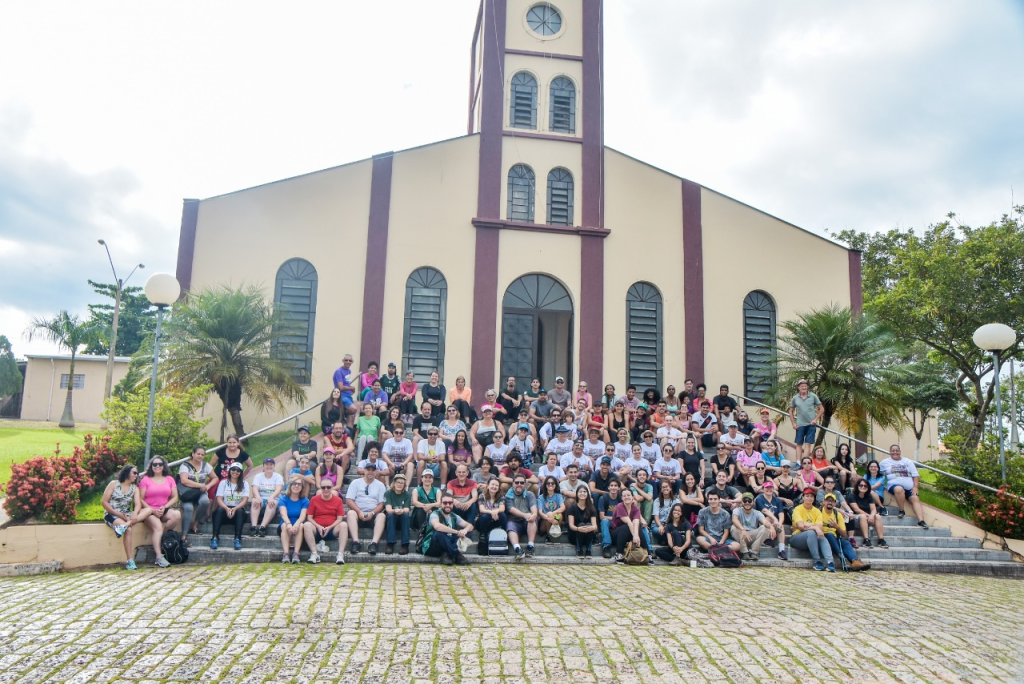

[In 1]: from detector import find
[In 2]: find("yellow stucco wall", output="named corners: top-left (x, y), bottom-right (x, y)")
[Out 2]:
top-left (505, 0), bottom-right (584, 57)
top-left (378, 135), bottom-right (480, 382)
top-left (500, 136), bottom-right (582, 224)
top-left (699, 187), bottom-right (853, 398)
top-left (20, 357), bottom-right (129, 425)
top-left (602, 150), bottom-right (686, 390)
top-left (495, 230), bottom-right (582, 387)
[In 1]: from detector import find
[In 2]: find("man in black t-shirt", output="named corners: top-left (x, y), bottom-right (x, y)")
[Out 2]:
top-left (704, 470), bottom-right (742, 511)
top-left (499, 377), bottom-right (522, 427)
top-left (379, 363), bottom-right (401, 403)
top-left (411, 402), bottom-right (441, 449)
top-left (712, 385), bottom-right (738, 423)
top-left (597, 478), bottom-right (622, 557)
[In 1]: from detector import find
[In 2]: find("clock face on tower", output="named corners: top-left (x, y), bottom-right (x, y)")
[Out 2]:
top-left (526, 4), bottom-right (562, 36)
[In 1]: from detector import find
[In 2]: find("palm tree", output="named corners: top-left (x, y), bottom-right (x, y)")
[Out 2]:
top-left (154, 284), bottom-right (307, 440)
top-left (764, 303), bottom-right (907, 444)
top-left (26, 311), bottom-right (98, 428)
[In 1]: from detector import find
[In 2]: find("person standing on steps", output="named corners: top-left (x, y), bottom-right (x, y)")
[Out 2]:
top-left (788, 379), bottom-right (824, 462)
top-left (879, 445), bottom-right (929, 529)
top-left (332, 354), bottom-right (359, 428)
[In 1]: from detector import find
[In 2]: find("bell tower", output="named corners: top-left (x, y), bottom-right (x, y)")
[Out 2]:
top-left (468, 0), bottom-right (607, 392)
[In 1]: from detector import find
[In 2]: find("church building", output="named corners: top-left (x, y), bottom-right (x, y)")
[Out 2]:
top-left (175, 0), bottom-right (862, 428)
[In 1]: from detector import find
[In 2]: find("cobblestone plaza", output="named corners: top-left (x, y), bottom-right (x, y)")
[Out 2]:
top-left (1, 565), bottom-right (1022, 683)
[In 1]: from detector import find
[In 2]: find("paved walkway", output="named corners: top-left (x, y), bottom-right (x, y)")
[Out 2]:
top-left (0, 565), bottom-right (1022, 683)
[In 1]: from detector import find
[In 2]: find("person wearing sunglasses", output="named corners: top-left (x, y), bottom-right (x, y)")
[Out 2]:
top-left (345, 467), bottom-right (387, 555)
top-left (100, 464), bottom-right (143, 570)
top-left (212, 462), bottom-right (250, 551)
top-left (303, 477), bottom-right (348, 564)
top-left (423, 495), bottom-right (473, 565)
top-left (137, 457), bottom-right (181, 568)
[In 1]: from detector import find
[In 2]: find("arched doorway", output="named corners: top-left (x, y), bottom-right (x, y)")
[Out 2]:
top-left (501, 274), bottom-right (573, 390)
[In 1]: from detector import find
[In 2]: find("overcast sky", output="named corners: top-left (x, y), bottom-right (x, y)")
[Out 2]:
top-left (1, 0), bottom-right (1022, 358)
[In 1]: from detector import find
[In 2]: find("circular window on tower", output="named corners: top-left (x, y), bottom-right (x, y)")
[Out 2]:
top-left (526, 4), bottom-right (563, 37)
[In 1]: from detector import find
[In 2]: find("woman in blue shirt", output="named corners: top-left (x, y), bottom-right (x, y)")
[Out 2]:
top-left (536, 476), bottom-right (566, 542)
top-left (278, 479), bottom-right (309, 563)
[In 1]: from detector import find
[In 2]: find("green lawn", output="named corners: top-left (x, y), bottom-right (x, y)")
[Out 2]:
top-left (0, 421), bottom-right (100, 487)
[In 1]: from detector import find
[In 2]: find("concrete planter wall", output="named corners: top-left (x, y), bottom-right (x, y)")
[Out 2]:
top-left (0, 522), bottom-right (153, 570)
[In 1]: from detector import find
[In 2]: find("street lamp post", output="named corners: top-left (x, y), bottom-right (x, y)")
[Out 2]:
top-left (973, 323), bottom-right (1018, 483)
top-left (97, 239), bottom-right (144, 401)
top-left (143, 273), bottom-right (181, 469)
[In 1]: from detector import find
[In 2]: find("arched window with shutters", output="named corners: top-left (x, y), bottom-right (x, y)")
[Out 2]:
top-left (403, 268), bottom-right (447, 383)
top-left (549, 76), bottom-right (576, 134)
top-left (509, 72), bottom-right (538, 129)
top-left (546, 168), bottom-right (574, 226)
top-left (273, 258), bottom-right (318, 384)
top-left (507, 164), bottom-right (535, 222)
top-left (743, 291), bottom-right (777, 401)
top-left (626, 282), bottom-right (663, 392)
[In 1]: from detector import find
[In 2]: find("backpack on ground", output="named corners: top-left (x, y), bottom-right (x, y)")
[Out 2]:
top-left (487, 528), bottom-right (509, 556)
top-left (624, 541), bottom-right (649, 566)
top-left (161, 530), bottom-right (189, 564)
top-left (708, 542), bottom-right (742, 568)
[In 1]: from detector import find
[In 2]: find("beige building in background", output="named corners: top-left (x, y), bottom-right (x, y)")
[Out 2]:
top-left (173, 0), bottom-right (930, 457)
top-left (20, 355), bottom-right (129, 425)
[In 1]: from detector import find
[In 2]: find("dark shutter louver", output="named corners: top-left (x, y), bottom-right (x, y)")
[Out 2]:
top-left (510, 72), bottom-right (538, 129)
top-left (626, 282), bottom-right (663, 392)
top-left (546, 168), bottom-right (574, 226)
top-left (743, 291), bottom-right (777, 401)
top-left (402, 268), bottom-right (447, 383)
top-left (549, 77), bottom-right (576, 134)
top-left (507, 164), bottom-right (535, 222)
top-left (273, 258), bottom-right (318, 384)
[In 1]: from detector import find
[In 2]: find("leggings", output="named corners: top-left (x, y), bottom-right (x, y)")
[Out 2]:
top-left (180, 494), bottom-right (210, 535)
top-left (212, 506), bottom-right (245, 541)
top-left (574, 529), bottom-right (596, 553)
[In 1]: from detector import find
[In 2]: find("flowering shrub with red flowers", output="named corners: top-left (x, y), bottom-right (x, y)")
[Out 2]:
top-left (970, 487), bottom-right (1024, 540)
top-left (78, 434), bottom-right (124, 485)
top-left (2, 441), bottom-right (102, 524)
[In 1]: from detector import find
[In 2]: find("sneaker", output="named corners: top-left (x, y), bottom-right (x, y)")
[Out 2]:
top-left (746, 552), bottom-right (759, 562)
top-left (125, 559), bottom-right (137, 571)
top-left (525, 544), bottom-right (535, 558)
top-left (455, 553), bottom-right (469, 565)
top-left (113, 524), bottom-right (127, 538)
top-left (778, 548), bottom-right (788, 561)
top-left (514, 546), bottom-right (524, 561)
top-left (917, 520), bottom-right (929, 529)
top-left (848, 537), bottom-right (858, 549)
top-left (350, 541), bottom-right (363, 554)
top-left (862, 538), bottom-right (872, 548)
top-left (576, 549), bottom-right (585, 558)
top-left (669, 558), bottom-right (684, 566)
top-left (386, 543), bottom-right (394, 554)
top-left (336, 552), bottom-right (346, 565)
top-left (849, 559), bottom-right (870, 571)
top-left (585, 548), bottom-right (592, 557)
top-left (441, 552), bottom-right (454, 566)
top-left (877, 539), bottom-right (889, 549)
top-left (258, 526), bottom-right (267, 537)
top-left (813, 561), bottom-right (825, 571)
top-left (282, 553), bottom-right (290, 563)
top-left (307, 553), bottom-right (321, 564)
top-left (233, 539), bottom-right (242, 550)
top-left (210, 538), bottom-right (219, 550)
top-left (647, 556), bottom-right (655, 565)
top-left (614, 553), bottom-right (625, 563)
top-left (826, 562), bottom-right (836, 573)
top-left (368, 542), bottom-right (378, 556)
top-left (879, 506), bottom-right (889, 516)
top-left (399, 544), bottom-right (409, 555)
top-left (898, 509), bottom-right (906, 519)
top-left (248, 525), bottom-right (258, 537)
top-left (155, 556), bottom-right (170, 568)
top-left (602, 546), bottom-right (612, 559)
top-left (291, 553), bottom-right (300, 564)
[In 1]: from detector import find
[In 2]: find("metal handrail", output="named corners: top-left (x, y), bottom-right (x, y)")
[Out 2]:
top-left (732, 392), bottom-right (1006, 496)
top-left (167, 400), bottom-right (326, 468)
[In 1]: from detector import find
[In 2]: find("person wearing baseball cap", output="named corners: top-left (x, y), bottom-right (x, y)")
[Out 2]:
top-left (549, 376), bottom-right (571, 409)
top-left (754, 479), bottom-right (788, 560)
top-left (731, 492), bottom-right (769, 562)
top-left (790, 487), bottom-right (836, 571)
top-left (821, 492), bottom-right (870, 571)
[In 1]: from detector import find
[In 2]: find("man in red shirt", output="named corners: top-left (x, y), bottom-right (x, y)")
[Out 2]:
top-left (325, 423), bottom-right (354, 474)
top-left (498, 453), bottom-right (539, 495)
top-left (302, 478), bottom-right (348, 565)
top-left (445, 464), bottom-right (479, 525)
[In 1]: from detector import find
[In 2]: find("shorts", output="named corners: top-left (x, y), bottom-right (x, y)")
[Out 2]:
top-left (356, 516), bottom-right (381, 528)
top-left (887, 483), bottom-right (915, 496)
top-left (794, 425), bottom-right (817, 445)
top-left (421, 462), bottom-right (441, 478)
top-left (341, 394), bottom-right (354, 407)
top-left (506, 519), bottom-right (528, 536)
top-left (312, 529), bottom-right (338, 542)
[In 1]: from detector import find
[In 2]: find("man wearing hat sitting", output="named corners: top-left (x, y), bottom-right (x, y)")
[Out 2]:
top-left (548, 376), bottom-right (572, 410)
top-left (821, 492), bottom-right (871, 571)
top-left (754, 480), bottom-right (789, 560)
top-left (507, 423), bottom-right (535, 462)
top-left (731, 492), bottom-right (770, 562)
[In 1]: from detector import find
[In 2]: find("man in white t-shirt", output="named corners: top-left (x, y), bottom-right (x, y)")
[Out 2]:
top-left (249, 459), bottom-right (284, 536)
top-left (416, 427), bottom-right (449, 485)
top-left (508, 424), bottom-right (535, 461)
top-left (559, 440), bottom-right (594, 478)
top-left (546, 426), bottom-right (575, 460)
top-left (656, 419), bottom-right (685, 451)
top-left (345, 468), bottom-right (388, 554)
top-left (357, 447), bottom-right (391, 485)
top-left (653, 446), bottom-right (683, 490)
top-left (582, 428), bottom-right (607, 462)
top-left (691, 401), bottom-right (719, 452)
top-left (879, 445), bottom-right (928, 528)
top-left (382, 427), bottom-right (415, 483)
top-left (622, 445), bottom-right (653, 479)
top-left (718, 424), bottom-right (746, 454)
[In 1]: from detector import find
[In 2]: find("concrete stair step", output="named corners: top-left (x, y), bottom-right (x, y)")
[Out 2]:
top-left (770, 546), bottom-right (1012, 562)
top-left (184, 533), bottom-right (588, 556)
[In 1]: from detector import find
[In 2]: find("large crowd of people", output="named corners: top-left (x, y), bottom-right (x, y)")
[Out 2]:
top-left (102, 358), bottom-right (929, 572)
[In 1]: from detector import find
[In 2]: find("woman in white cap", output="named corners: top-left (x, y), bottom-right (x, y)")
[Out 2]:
top-left (212, 462), bottom-right (250, 550)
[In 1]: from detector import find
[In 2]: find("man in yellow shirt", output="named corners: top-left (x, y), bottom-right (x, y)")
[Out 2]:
top-left (821, 493), bottom-right (870, 571)
top-left (790, 488), bottom-right (835, 572)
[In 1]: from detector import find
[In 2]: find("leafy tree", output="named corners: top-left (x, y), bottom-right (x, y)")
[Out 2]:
top-left (834, 209), bottom-right (1024, 449)
top-left (153, 284), bottom-right (307, 440)
top-left (0, 335), bottom-right (22, 397)
top-left (102, 384), bottom-right (214, 466)
top-left (764, 303), bottom-right (907, 443)
top-left (84, 280), bottom-right (157, 356)
top-left (26, 311), bottom-right (98, 428)
top-left (900, 346), bottom-right (959, 459)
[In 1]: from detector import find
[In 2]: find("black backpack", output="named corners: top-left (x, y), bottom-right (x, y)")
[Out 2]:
top-left (161, 530), bottom-right (189, 564)
top-left (708, 542), bottom-right (742, 568)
